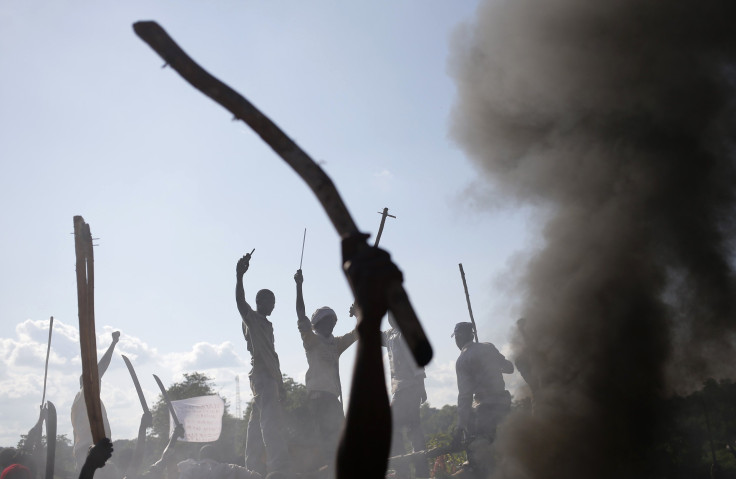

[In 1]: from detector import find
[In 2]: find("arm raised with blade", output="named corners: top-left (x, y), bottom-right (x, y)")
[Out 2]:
top-left (123, 356), bottom-right (152, 474)
top-left (152, 375), bottom-right (185, 470)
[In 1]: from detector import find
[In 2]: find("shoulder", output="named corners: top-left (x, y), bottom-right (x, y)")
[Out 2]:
top-left (477, 342), bottom-right (503, 356)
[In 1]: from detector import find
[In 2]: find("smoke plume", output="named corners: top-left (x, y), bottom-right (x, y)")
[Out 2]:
top-left (450, 0), bottom-right (736, 477)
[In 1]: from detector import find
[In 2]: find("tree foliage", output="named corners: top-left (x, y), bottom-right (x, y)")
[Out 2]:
top-left (420, 403), bottom-right (465, 477)
top-left (10, 434), bottom-right (75, 479)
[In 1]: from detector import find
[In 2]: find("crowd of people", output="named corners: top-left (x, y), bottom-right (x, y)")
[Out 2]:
top-left (1, 239), bottom-right (520, 479)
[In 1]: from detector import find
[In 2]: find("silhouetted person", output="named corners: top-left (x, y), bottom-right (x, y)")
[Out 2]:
top-left (383, 313), bottom-right (429, 478)
top-left (72, 332), bottom-right (119, 473)
top-left (78, 438), bottom-right (113, 479)
top-left (336, 235), bottom-right (403, 479)
top-left (453, 322), bottom-right (513, 477)
top-left (294, 269), bottom-right (357, 471)
top-left (236, 252), bottom-right (291, 475)
top-left (143, 424), bottom-right (185, 477)
top-left (129, 410), bottom-right (153, 476)
top-left (22, 406), bottom-right (47, 478)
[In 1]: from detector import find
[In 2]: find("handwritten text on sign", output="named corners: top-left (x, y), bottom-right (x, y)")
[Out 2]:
top-left (169, 395), bottom-right (225, 442)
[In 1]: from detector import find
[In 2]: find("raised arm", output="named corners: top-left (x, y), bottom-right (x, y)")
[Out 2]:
top-left (490, 343), bottom-right (515, 374)
top-left (294, 270), bottom-right (320, 352)
top-left (336, 235), bottom-right (400, 479)
top-left (150, 424), bottom-right (185, 472)
top-left (294, 269), bottom-right (307, 321)
top-left (235, 254), bottom-right (254, 321)
top-left (97, 331), bottom-right (120, 379)
top-left (131, 411), bottom-right (152, 474)
top-left (78, 438), bottom-right (113, 479)
top-left (336, 327), bottom-right (358, 355)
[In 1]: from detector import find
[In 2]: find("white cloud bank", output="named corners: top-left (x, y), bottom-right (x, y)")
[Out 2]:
top-left (0, 318), bottom-right (250, 446)
top-left (0, 319), bottom-right (519, 447)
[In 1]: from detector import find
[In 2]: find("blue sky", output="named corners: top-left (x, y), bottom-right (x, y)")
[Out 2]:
top-left (0, 1), bottom-right (533, 444)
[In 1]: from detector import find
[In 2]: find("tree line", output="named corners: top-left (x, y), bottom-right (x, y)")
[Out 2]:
top-left (6, 374), bottom-right (736, 478)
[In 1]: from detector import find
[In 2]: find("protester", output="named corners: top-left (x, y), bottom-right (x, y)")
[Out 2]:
top-left (381, 313), bottom-right (429, 479)
top-left (294, 269), bottom-right (357, 471)
top-left (336, 235), bottom-right (404, 479)
top-left (236, 252), bottom-right (292, 476)
top-left (147, 423), bottom-right (185, 478)
top-left (453, 322), bottom-right (514, 477)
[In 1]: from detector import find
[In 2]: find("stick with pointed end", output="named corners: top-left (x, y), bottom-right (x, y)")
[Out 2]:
top-left (74, 216), bottom-right (105, 444)
top-left (299, 228), bottom-right (307, 270)
top-left (373, 208), bottom-right (396, 247)
top-left (349, 208), bottom-right (397, 317)
top-left (133, 21), bottom-right (432, 367)
top-left (40, 316), bottom-right (54, 408)
top-left (459, 263), bottom-right (479, 343)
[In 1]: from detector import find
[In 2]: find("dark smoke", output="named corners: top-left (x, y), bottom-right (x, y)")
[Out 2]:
top-left (449, 1), bottom-right (736, 477)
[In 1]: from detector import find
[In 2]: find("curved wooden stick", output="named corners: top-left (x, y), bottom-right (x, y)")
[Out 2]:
top-left (133, 21), bottom-right (432, 366)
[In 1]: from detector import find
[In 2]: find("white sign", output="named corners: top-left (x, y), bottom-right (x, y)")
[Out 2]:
top-left (168, 395), bottom-right (225, 443)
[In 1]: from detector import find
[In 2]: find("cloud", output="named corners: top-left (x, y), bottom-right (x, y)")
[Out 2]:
top-left (99, 325), bottom-right (158, 365)
top-left (424, 360), bottom-right (458, 408)
top-left (164, 341), bottom-right (246, 372)
top-left (0, 319), bottom-right (252, 446)
top-left (373, 169), bottom-right (395, 192)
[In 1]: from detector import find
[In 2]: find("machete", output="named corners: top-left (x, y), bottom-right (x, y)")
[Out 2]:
top-left (73, 215), bottom-right (105, 444)
top-left (132, 21), bottom-right (432, 368)
top-left (122, 355), bottom-right (151, 415)
top-left (153, 374), bottom-right (182, 430)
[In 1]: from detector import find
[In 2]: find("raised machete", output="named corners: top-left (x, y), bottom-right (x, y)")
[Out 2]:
top-left (122, 355), bottom-right (151, 415)
top-left (153, 374), bottom-right (182, 431)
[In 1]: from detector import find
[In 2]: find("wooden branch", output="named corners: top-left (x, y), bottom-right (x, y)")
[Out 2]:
top-left (133, 21), bottom-right (356, 238)
top-left (132, 21), bottom-right (432, 367)
top-left (74, 216), bottom-right (105, 444)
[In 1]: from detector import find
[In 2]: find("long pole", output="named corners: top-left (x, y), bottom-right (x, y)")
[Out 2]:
top-left (458, 264), bottom-right (479, 342)
top-left (299, 228), bottom-right (307, 270)
top-left (40, 316), bottom-right (54, 407)
top-left (373, 208), bottom-right (396, 247)
top-left (74, 216), bottom-right (105, 444)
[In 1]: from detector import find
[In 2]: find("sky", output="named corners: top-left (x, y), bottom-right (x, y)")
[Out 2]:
top-left (0, 1), bottom-right (534, 445)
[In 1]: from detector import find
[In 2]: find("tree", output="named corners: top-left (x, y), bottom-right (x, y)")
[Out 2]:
top-left (13, 434), bottom-right (75, 479)
top-left (150, 372), bottom-right (220, 440)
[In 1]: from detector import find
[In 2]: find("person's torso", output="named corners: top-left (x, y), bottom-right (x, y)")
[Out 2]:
top-left (244, 310), bottom-right (282, 379)
top-left (457, 342), bottom-right (508, 404)
top-left (386, 329), bottom-right (422, 394)
top-left (304, 334), bottom-right (342, 396)
top-left (71, 390), bottom-right (111, 449)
